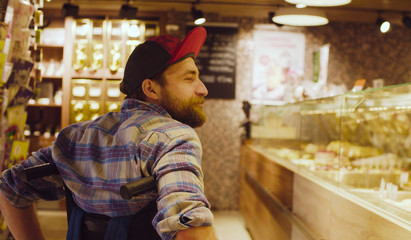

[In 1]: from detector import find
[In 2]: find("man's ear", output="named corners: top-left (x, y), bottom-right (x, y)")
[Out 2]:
top-left (141, 79), bottom-right (160, 102)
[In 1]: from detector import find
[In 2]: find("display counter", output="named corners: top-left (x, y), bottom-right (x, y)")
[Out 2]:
top-left (240, 83), bottom-right (411, 240)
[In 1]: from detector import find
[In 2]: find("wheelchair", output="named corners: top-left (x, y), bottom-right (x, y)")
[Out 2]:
top-left (23, 163), bottom-right (160, 240)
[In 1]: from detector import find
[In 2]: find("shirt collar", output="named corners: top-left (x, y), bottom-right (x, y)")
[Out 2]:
top-left (121, 98), bottom-right (171, 117)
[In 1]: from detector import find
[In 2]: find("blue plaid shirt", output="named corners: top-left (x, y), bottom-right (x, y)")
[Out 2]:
top-left (0, 99), bottom-right (213, 239)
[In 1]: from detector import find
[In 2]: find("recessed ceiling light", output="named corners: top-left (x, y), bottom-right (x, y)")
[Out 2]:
top-left (192, 6), bottom-right (206, 25)
top-left (285, 0), bottom-right (351, 7)
top-left (273, 7), bottom-right (329, 26)
top-left (296, 3), bottom-right (307, 8)
top-left (376, 17), bottom-right (391, 33)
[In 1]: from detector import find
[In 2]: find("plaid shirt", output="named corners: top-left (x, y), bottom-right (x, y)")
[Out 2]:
top-left (0, 99), bottom-right (213, 239)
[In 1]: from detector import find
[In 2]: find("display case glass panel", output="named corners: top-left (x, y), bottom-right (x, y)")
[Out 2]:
top-left (73, 19), bottom-right (91, 71)
top-left (108, 20), bottom-right (123, 73)
top-left (124, 20), bottom-right (143, 59)
top-left (249, 83), bottom-right (411, 225)
top-left (70, 79), bottom-right (103, 123)
top-left (91, 20), bottom-right (104, 71)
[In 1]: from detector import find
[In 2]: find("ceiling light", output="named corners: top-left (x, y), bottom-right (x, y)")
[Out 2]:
top-left (192, 6), bottom-right (206, 25)
top-left (285, 0), bottom-right (351, 7)
top-left (273, 7), bottom-right (329, 26)
top-left (380, 21), bottom-right (390, 33)
top-left (402, 14), bottom-right (411, 29)
top-left (376, 17), bottom-right (391, 33)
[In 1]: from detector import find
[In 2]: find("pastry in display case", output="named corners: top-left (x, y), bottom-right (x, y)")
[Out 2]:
top-left (248, 82), bottom-right (411, 224)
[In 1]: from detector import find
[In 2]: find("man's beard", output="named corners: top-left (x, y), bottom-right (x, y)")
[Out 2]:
top-left (159, 91), bottom-right (206, 128)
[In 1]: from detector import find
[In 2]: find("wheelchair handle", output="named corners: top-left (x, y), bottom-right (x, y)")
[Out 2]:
top-left (120, 176), bottom-right (156, 200)
top-left (23, 163), bottom-right (59, 180)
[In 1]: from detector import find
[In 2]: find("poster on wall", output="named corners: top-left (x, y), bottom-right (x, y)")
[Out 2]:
top-left (313, 44), bottom-right (330, 85)
top-left (252, 30), bottom-right (305, 102)
top-left (187, 25), bottom-right (238, 99)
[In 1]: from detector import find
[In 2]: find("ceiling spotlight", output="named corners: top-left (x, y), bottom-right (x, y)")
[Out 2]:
top-left (376, 15), bottom-right (391, 33)
top-left (268, 12), bottom-right (283, 27)
top-left (62, 3), bottom-right (79, 18)
top-left (192, 6), bottom-right (206, 25)
top-left (402, 13), bottom-right (411, 29)
top-left (273, 7), bottom-right (328, 26)
top-left (120, 3), bottom-right (138, 19)
top-left (285, 0), bottom-right (351, 7)
top-left (296, 4), bottom-right (307, 8)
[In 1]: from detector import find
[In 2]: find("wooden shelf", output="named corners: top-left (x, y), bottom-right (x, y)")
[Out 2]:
top-left (30, 74), bottom-right (63, 79)
top-left (71, 69), bottom-right (106, 79)
top-left (70, 69), bottom-right (123, 80)
top-left (28, 103), bottom-right (61, 108)
top-left (30, 44), bottom-right (64, 49)
top-left (105, 71), bottom-right (123, 80)
top-left (42, 75), bottom-right (63, 79)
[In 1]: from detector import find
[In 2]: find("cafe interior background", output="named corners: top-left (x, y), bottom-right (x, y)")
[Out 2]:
top-left (1, 0), bottom-right (411, 239)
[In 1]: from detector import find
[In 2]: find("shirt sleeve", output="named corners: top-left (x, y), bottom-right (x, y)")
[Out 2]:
top-left (139, 128), bottom-right (214, 240)
top-left (0, 147), bottom-right (65, 208)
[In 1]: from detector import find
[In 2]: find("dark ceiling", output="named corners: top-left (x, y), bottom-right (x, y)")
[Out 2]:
top-left (43, 0), bottom-right (411, 25)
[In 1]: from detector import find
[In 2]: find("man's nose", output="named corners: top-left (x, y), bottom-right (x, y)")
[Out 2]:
top-left (196, 79), bottom-right (208, 97)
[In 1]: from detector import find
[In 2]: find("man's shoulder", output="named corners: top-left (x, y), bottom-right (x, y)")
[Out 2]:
top-left (130, 112), bottom-right (197, 140)
top-left (147, 116), bottom-right (197, 137)
top-left (119, 109), bottom-right (199, 142)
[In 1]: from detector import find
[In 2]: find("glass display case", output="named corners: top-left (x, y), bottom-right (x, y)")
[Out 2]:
top-left (248, 82), bottom-right (411, 225)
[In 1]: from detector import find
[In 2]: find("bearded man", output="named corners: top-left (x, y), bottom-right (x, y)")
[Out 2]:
top-left (0, 26), bottom-right (217, 240)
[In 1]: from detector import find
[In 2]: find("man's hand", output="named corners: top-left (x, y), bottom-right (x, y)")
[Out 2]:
top-left (175, 226), bottom-right (218, 240)
top-left (0, 194), bottom-right (45, 240)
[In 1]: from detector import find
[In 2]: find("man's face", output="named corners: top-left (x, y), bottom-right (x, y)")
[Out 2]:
top-left (158, 58), bottom-right (208, 128)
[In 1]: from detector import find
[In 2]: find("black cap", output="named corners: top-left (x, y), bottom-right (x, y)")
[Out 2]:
top-left (122, 27), bottom-right (207, 92)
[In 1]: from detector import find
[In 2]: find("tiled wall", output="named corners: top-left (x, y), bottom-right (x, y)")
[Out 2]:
top-left (167, 10), bottom-right (411, 210)
top-left (304, 22), bottom-right (411, 88)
